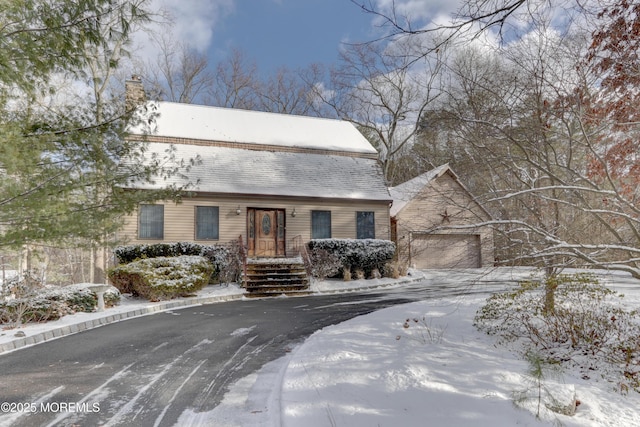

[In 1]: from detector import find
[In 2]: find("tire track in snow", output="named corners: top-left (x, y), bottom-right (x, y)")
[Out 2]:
top-left (193, 335), bottom-right (259, 409)
top-left (43, 363), bottom-right (135, 427)
top-left (152, 359), bottom-right (207, 427)
top-left (191, 334), bottom-right (282, 411)
top-left (102, 339), bottom-right (214, 427)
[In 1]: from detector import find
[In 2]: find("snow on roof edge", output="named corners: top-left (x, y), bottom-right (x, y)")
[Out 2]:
top-left (128, 101), bottom-right (378, 155)
top-left (389, 164), bottom-right (452, 216)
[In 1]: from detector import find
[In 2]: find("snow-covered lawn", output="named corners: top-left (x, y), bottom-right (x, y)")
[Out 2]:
top-left (190, 269), bottom-right (640, 427)
top-left (1, 268), bottom-right (639, 426)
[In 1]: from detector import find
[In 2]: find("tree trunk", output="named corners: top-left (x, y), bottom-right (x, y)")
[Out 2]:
top-left (543, 271), bottom-right (558, 316)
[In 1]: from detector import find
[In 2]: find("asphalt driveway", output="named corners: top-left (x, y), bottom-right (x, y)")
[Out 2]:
top-left (0, 290), bottom-right (419, 427)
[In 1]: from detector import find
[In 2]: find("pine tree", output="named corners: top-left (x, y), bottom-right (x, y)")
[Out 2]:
top-left (0, 0), bottom-right (186, 250)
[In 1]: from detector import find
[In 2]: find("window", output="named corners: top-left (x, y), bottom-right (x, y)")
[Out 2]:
top-left (195, 206), bottom-right (219, 240)
top-left (311, 210), bottom-right (331, 239)
top-left (356, 211), bottom-right (375, 239)
top-left (139, 204), bottom-right (164, 239)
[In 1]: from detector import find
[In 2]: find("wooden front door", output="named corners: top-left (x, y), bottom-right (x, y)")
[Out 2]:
top-left (247, 208), bottom-right (286, 257)
top-left (256, 210), bottom-right (276, 256)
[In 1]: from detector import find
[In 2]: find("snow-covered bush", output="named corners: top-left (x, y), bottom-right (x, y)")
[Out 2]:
top-left (47, 283), bottom-right (121, 310)
top-left (0, 297), bottom-right (66, 324)
top-left (113, 242), bottom-right (241, 284)
top-left (210, 239), bottom-right (244, 284)
top-left (0, 282), bottom-right (121, 325)
top-left (303, 248), bottom-right (342, 280)
top-left (474, 273), bottom-right (640, 393)
top-left (306, 239), bottom-right (396, 278)
top-left (108, 255), bottom-right (213, 301)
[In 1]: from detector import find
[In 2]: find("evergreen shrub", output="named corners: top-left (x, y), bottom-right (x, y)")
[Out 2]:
top-left (113, 242), bottom-right (241, 284)
top-left (306, 239), bottom-right (396, 278)
top-left (108, 255), bottom-right (213, 301)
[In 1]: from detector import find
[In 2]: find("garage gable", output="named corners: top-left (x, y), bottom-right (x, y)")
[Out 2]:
top-left (389, 165), bottom-right (491, 228)
top-left (389, 165), bottom-right (494, 268)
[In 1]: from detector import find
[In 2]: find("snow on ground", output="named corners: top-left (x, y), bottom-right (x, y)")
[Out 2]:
top-left (178, 269), bottom-right (640, 427)
top-left (2, 268), bottom-right (640, 426)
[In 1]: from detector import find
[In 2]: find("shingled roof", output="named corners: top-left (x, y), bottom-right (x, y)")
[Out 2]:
top-left (126, 102), bottom-right (390, 202)
top-left (131, 143), bottom-right (389, 201)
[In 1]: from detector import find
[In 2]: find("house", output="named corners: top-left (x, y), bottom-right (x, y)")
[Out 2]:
top-left (389, 164), bottom-right (494, 269)
top-left (118, 78), bottom-right (392, 259)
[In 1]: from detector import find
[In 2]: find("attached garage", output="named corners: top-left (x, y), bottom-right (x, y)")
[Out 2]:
top-left (410, 233), bottom-right (481, 269)
top-left (389, 165), bottom-right (495, 269)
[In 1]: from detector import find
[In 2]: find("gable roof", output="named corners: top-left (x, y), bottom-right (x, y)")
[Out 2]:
top-left (389, 164), bottom-right (493, 220)
top-left (129, 142), bottom-right (391, 201)
top-left (128, 101), bottom-right (378, 155)
top-left (389, 164), bottom-right (452, 216)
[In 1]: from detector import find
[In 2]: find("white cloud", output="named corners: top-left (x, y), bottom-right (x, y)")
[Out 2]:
top-left (126, 0), bottom-right (236, 72)
top-left (370, 0), bottom-right (462, 27)
top-left (157, 0), bottom-right (235, 52)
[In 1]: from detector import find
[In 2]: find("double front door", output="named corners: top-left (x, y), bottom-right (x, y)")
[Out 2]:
top-left (247, 208), bottom-right (285, 257)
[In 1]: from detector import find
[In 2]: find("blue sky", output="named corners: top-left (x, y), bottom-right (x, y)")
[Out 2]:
top-left (153, 0), bottom-right (460, 77)
top-left (207, 0), bottom-right (377, 74)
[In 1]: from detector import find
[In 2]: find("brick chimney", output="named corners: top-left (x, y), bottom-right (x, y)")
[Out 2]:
top-left (125, 75), bottom-right (146, 111)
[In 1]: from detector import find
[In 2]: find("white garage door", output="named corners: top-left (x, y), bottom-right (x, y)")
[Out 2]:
top-left (411, 234), bottom-right (481, 269)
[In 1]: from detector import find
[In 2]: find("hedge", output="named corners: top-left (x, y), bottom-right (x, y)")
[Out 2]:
top-left (108, 255), bottom-right (213, 301)
top-left (307, 239), bottom-right (396, 277)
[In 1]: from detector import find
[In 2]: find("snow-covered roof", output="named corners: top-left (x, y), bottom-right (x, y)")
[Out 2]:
top-left (388, 164), bottom-right (453, 216)
top-left (129, 101), bottom-right (378, 154)
top-left (129, 142), bottom-right (391, 201)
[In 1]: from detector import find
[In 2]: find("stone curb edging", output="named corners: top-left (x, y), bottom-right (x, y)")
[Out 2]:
top-left (0, 293), bottom-right (244, 355)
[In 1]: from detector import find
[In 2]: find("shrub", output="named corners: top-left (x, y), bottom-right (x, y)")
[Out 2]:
top-left (48, 284), bottom-right (121, 310)
top-left (108, 255), bottom-right (213, 301)
top-left (303, 248), bottom-right (342, 280)
top-left (306, 239), bottom-right (396, 278)
top-left (381, 261), bottom-right (400, 279)
top-left (216, 239), bottom-right (244, 284)
top-left (113, 242), bottom-right (241, 284)
top-left (41, 286), bottom-right (96, 313)
top-left (0, 297), bottom-right (67, 324)
top-left (0, 283), bottom-right (121, 325)
top-left (474, 273), bottom-right (640, 393)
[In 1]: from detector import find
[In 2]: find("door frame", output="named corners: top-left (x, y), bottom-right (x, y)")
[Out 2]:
top-left (247, 208), bottom-right (286, 257)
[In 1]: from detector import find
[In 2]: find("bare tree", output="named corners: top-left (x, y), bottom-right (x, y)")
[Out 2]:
top-left (208, 48), bottom-right (260, 109)
top-left (316, 38), bottom-right (445, 184)
top-left (354, 1), bottom-right (640, 282)
top-left (137, 27), bottom-right (215, 104)
top-left (416, 18), bottom-right (640, 286)
top-left (352, 0), bottom-right (541, 50)
top-left (256, 65), bottom-right (326, 116)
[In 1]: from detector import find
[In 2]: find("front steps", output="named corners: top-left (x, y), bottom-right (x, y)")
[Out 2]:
top-left (243, 257), bottom-right (310, 298)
